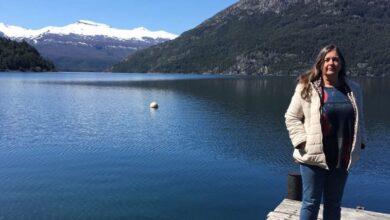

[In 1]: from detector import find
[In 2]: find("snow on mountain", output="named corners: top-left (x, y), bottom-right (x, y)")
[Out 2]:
top-left (0, 20), bottom-right (178, 72)
top-left (0, 20), bottom-right (178, 41)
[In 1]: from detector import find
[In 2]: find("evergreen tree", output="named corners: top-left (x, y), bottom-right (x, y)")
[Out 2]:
top-left (0, 37), bottom-right (56, 72)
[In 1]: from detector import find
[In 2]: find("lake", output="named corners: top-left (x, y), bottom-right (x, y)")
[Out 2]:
top-left (0, 72), bottom-right (389, 219)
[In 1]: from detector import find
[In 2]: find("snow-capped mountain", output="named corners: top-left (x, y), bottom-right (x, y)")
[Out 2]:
top-left (0, 20), bottom-right (177, 41)
top-left (0, 20), bottom-right (178, 71)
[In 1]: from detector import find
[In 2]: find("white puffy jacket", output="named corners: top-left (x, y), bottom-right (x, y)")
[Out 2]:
top-left (285, 78), bottom-right (366, 170)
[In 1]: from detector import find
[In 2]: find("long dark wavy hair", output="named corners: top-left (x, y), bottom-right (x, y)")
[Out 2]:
top-left (298, 44), bottom-right (346, 100)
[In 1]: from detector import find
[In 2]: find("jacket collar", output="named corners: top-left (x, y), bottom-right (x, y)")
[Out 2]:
top-left (311, 76), bottom-right (351, 96)
top-left (312, 77), bottom-right (322, 95)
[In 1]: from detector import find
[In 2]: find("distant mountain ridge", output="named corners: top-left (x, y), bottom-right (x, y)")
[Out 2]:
top-left (0, 20), bottom-right (177, 41)
top-left (0, 20), bottom-right (177, 72)
top-left (112, 0), bottom-right (390, 76)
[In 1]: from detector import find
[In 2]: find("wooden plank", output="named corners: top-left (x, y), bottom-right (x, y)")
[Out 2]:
top-left (267, 199), bottom-right (390, 220)
top-left (339, 208), bottom-right (390, 220)
top-left (267, 211), bottom-right (300, 220)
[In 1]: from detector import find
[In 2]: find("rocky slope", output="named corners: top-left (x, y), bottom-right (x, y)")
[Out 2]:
top-left (112, 0), bottom-right (390, 76)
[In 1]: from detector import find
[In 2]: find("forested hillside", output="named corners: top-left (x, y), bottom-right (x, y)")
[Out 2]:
top-left (112, 0), bottom-right (390, 76)
top-left (0, 37), bottom-right (55, 72)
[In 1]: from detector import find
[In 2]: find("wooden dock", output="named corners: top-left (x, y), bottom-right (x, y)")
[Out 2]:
top-left (267, 199), bottom-right (390, 220)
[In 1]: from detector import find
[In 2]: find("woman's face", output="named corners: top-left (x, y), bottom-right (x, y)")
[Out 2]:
top-left (322, 49), bottom-right (341, 77)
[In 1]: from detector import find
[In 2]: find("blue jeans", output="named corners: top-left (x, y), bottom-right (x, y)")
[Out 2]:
top-left (300, 163), bottom-right (348, 220)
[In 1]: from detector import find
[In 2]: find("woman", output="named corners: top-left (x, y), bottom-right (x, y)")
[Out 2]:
top-left (285, 44), bottom-right (366, 220)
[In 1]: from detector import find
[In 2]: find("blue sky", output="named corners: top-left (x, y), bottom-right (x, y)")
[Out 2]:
top-left (0, 0), bottom-right (238, 35)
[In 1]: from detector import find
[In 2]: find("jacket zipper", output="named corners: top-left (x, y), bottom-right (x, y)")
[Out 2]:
top-left (347, 91), bottom-right (359, 170)
top-left (311, 82), bottom-right (329, 170)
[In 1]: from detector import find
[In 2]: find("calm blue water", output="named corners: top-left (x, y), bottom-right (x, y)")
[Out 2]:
top-left (0, 72), bottom-right (389, 219)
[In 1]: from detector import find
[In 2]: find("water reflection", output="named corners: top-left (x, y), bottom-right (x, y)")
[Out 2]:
top-left (37, 76), bottom-right (297, 166)
top-left (34, 75), bottom-right (390, 174)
